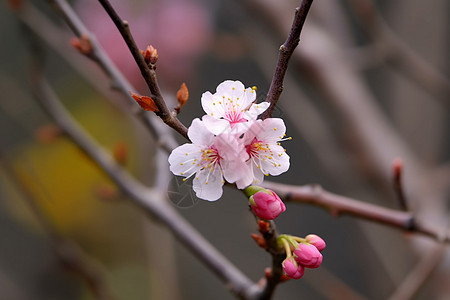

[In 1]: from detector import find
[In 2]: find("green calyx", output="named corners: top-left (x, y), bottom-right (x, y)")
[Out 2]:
top-left (243, 185), bottom-right (270, 198)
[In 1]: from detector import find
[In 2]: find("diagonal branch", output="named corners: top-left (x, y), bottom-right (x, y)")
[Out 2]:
top-left (29, 65), bottom-right (259, 299)
top-left (261, 0), bottom-right (314, 119)
top-left (0, 151), bottom-right (114, 300)
top-left (96, 0), bottom-right (188, 139)
top-left (44, 0), bottom-right (182, 148)
top-left (261, 181), bottom-right (450, 243)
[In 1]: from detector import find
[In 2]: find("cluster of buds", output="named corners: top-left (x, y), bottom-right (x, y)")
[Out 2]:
top-left (244, 186), bottom-right (286, 220)
top-left (279, 234), bottom-right (326, 279)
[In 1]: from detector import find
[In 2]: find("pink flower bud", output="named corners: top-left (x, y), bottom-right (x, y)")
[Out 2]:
top-left (294, 243), bottom-right (323, 269)
top-left (305, 234), bottom-right (326, 252)
top-left (282, 257), bottom-right (305, 279)
top-left (249, 189), bottom-right (286, 220)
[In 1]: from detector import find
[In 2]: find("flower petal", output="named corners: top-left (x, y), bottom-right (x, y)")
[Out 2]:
top-left (168, 144), bottom-right (203, 177)
top-left (245, 101), bottom-right (270, 120)
top-left (214, 134), bottom-right (249, 183)
top-left (260, 145), bottom-right (290, 176)
top-left (192, 166), bottom-right (224, 201)
top-left (201, 91), bottom-right (227, 118)
top-left (236, 160), bottom-right (258, 189)
top-left (201, 115), bottom-right (231, 135)
top-left (187, 118), bottom-right (214, 145)
top-left (255, 118), bottom-right (286, 142)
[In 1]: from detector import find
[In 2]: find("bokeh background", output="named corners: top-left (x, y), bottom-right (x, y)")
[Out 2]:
top-left (1, 0), bottom-right (449, 299)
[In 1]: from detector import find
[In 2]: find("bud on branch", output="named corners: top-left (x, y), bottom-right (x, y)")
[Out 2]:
top-left (71, 34), bottom-right (93, 55)
top-left (141, 45), bottom-right (158, 65)
top-left (175, 82), bottom-right (189, 114)
top-left (129, 91), bottom-right (159, 112)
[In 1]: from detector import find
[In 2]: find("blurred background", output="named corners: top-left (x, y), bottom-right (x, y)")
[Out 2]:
top-left (1, 0), bottom-right (449, 299)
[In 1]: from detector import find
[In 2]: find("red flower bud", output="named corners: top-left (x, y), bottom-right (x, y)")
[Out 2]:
top-left (305, 234), bottom-right (326, 252)
top-left (294, 243), bottom-right (323, 269)
top-left (282, 257), bottom-right (304, 279)
top-left (248, 189), bottom-right (286, 220)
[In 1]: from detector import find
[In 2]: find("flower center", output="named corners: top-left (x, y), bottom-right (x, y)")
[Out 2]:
top-left (223, 107), bottom-right (247, 127)
top-left (246, 138), bottom-right (269, 157)
top-left (200, 146), bottom-right (221, 169)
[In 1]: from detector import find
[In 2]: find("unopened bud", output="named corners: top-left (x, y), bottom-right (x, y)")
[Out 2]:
top-left (129, 91), bottom-right (159, 112)
top-left (112, 141), bottom-right (128, 166)
top-left (244, 186), bottom-right (286, 220)
top-left (143, 45), bottom-right (158, 64)
top-left (71, 34), bottom-right (93, 55)
top-left (175, 83), bottom-right (189, 114)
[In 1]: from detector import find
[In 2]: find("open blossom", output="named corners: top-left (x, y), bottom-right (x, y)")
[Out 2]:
top-left (168, 118), bottom-right (248, 201)
top-left (236, 118), bottom-right (290, 189)
top-left (201, 80), bottom-right (270, 135)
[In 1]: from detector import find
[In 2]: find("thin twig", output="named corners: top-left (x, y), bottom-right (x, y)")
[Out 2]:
top-left (261, 181), bottom-right (450, 243)
top-left (392, 158), bottom-right (408, 211)
top-left (96, 0), bottom-right (188, 139)
top-left (39, 0), bottom-right (178, 152)
top-left (0, 151), bottom-right (114, 300)
top-left (29, 69), bottom-right (259, 299)
top-left (261, 0), bottom-right (314, 119)
top-left (388, 244), bottom-right (446, 300)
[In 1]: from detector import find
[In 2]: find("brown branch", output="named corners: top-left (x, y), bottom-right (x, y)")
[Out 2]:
top-left (392, 158), bottom-right (408, 211)
top-left (261, 181), bottom-right (450, 243)
top-left (260, 0), bottom-right (314, 119)
top-left (96, 0), bottom-right (188, 139)
top-left (254, 220), bottom-right (285, 300)
top-left (37, 0), bottom-right (178, 152)
top-left (0, 151), bottom-right (114, 300)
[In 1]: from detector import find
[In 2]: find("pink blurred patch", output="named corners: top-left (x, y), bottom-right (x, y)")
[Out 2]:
top-left (75, 0), bottom-right (212, 88)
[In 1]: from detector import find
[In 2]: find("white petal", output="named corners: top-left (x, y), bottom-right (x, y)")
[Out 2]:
top-left (187, 118), bottom-right (214, 145)
top-left (241, 86), bottom-right (257, 108)
top-left (217, 80), bottom-right (245, 96)
top-left (242, 119), bottom-right (264, 144)
top-left (201, 92), bottom-right (226, 118)
top-left (229, 121), bottom-right (254, 135)
top-left (235, 160), bottom-right (255, 189)
top-left (168, 144), bottom-right (203, 177)
top-left (251, 164), bottom-right (266, 185)
top-left (202, 115), bottom-right (231, 135)
top-left (260, 145), bottom-right (290, 176)
top-left (245, 102), bottom-right (270, 120)
top-left (192, 167), bottom-right (224, 201)
top-left (255, 118), bottom-right (286, 143)
top-left (213, 133), bottom-right (250, 184)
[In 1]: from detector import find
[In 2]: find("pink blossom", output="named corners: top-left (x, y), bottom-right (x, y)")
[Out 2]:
top-left (236, 118), bottom-right (290, 189)
top-left (249, 189), bottom-right (286, 220)
top-left (201, 80), bottom-right (269, 135)
top-left (168, 119), bottom-right (248, 201)
top-left (293, 244), bottom-right (323, 269)
top-left (305, 234), bottom-right (326, 252)
top-left (75, 0), bottom-right (211, 87)
top-left (282, 257), bottom-right (305, 279)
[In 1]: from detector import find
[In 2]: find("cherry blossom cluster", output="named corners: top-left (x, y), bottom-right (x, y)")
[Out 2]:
top-left (169, 80), bottom-right (290, 201)
top-left (279, 234), bottom-right (326, 279)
